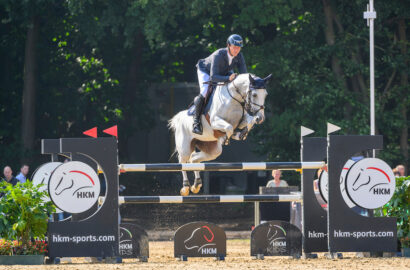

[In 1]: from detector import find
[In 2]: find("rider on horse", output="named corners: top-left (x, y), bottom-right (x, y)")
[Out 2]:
top-left (192, 34), bottom-right (248, 135)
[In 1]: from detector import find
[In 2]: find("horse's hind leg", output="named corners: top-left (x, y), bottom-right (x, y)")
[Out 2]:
top-left (190, 140), bottom-right (223, 163)
top-left (179, 153), bottom-right (193, 196)
top-left (189, 140), bottom-right (223, 194)
top-left (175, 135), bottom-right (194, 196)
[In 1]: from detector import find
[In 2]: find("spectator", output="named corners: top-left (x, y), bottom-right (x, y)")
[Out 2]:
top-left (266, 170), bottom-right (288, 187)
top-left (1, 166), bottom-right (18, 186)
top-left (15, 164), bottom-right (29, 184)
top-left (393, 168), bottom-right (400, 177)
top-left (261, 170), bottom-right (289, 225)
top-left (395, 164), bottom-right (406, 177)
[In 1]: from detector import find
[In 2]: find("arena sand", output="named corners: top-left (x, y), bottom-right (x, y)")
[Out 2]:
top-left (0, 240), bottom-right (407, 270)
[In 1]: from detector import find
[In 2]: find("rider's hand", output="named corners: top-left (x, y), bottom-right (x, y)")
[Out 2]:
top-left (229, 73), bottom-right (237, 81)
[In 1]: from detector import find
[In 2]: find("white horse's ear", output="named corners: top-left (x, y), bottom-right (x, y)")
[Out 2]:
top-left (249, 74), bottom-right (255, 84)
top-left (264, 74), bottom-right (272, 83)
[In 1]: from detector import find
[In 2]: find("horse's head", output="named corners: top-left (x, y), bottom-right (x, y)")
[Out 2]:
top-left (245, 74), bottom-right (271, 124)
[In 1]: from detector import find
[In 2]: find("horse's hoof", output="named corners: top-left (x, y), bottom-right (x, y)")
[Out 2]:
top-left (180, 186), bottom-right (190, 196)
top-left (239, 127), bottom-right (248, 140)
top-left (190, 184), bottom-right (202, 194)
top-left (231, 132), bottom-right (241, 140)
top-left (224, 138), bottom-right (230, 145)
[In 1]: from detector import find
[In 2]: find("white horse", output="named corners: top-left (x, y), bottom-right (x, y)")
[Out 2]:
top-left (169, 73), bottom-right (271, 195)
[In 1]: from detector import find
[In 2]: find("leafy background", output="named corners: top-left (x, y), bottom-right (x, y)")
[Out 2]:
top-left (0, 0), bottom-right (408, 180)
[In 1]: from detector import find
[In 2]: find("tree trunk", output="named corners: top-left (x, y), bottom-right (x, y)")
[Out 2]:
top-left (119, 32), bottom-right (144, 159)
top-left (21, 17), bottom-right (40, 153)
top-left (397, 19), bottom-right (408, 172)
top-left (322, 0), bottom-right (345, 83)
top-left (322, 0), bottom-right (352, 122)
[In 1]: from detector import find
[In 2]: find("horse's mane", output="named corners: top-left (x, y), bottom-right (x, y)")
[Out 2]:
top-left (236, 73), bottom-right (260, 83)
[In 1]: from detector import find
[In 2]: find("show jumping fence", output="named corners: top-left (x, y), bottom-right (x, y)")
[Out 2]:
top-left (100, 194), bottom-right (303, 205)
top-left (119, 161), bottom-right (325, 172)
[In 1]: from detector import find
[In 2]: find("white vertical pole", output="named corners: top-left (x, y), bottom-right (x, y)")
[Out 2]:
top-left (364, 0), bottom-right (377, 156)
top-left (365, 0), bottom-right (377, 220)
top-left (369, 0), bottom-right (375, 138)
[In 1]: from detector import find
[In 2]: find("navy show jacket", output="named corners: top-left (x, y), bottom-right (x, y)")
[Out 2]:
top-left (196, 48), bottom-right (247, 82)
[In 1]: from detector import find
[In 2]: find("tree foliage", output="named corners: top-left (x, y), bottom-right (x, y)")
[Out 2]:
top-left (0, 0), bottom-right (408, 172)
top-left (0, 181), bottom-right (55, 245)
top-left (381, 176), bottom-right (410, 247)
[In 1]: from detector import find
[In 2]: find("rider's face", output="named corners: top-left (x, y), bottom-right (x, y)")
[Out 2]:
top-left (228, 45), bottom-right (241, 57)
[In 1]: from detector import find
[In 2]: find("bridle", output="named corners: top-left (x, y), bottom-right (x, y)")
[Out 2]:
top-left (204, 77), bottom-right (265, 124)
top-left (229, 79), bottom-right (265, 116)
top-left (204, 77), bottom-right (265, 141)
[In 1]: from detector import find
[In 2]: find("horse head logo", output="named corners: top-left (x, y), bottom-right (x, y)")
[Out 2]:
top-left (32, 162), bottom-right (62, 192)
top-left (266, 224), bottom-right (286, 253)
top-left (119, 227), bottom-right (133, 244)
top-left (54, 170), bottom-right (95, 197)
top-left (351, 167), bottom-right (391, 192)
top-left (184, 225), bottom-right (216, 251)
top-left (48, 161), bottom-right (100, 214)
top-left (338, 160), bottom-right (357, 208)
top-left (345, 158), bottom-right (395, 209)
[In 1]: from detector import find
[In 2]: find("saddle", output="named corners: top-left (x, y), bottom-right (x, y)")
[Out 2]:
top-left (187, 84), bottom-right (226, 138)
top-left (187, 82), bottom-right (249, 141)
top-left (187, 83), bottom-right (216, 117)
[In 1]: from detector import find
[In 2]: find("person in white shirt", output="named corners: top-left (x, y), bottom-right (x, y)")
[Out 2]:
top-left (266, 170), bottom-right (288, 187)
top-left (15, 164), bottom-right (29, 184)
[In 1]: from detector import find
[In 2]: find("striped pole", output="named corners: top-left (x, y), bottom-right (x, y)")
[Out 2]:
top-left (99, 194), bottom-right (302, 205)
top-left (119, 161), bottom-right (324, 172)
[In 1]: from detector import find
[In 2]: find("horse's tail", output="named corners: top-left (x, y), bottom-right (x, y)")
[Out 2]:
top-left (168, 111), bottom-right (187, 160)
top-left (168, 111), bottom-right (185, 134)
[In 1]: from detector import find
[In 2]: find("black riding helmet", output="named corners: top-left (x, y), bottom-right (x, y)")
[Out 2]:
top-left (227, 34), bottom-right (244, 47)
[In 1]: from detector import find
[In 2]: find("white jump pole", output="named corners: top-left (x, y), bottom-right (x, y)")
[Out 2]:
top-left (99, 194), bottom-right (303, 205)
top-left (119, 161), bottom-right (325, 172)
top-left (364, 0), bottom-right (377, 157)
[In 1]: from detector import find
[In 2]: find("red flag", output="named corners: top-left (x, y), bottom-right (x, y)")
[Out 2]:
top-left (103, 125), bottom-right (118, 138)
top-left (83, 127), bottom-right (97, 138)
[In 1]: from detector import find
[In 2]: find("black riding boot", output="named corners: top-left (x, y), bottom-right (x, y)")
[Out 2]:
top-left (192, 95), bottom-right (205, 135)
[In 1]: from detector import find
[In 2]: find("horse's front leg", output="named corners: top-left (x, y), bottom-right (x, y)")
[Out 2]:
top-left (190, 171), bottom-right (202, 194)
top-left (232, 113), bottom-right (258, 141)
top-left (180, 171), bottom-right (190, 196)
top-left (210, 115), bottom-right (234, 145)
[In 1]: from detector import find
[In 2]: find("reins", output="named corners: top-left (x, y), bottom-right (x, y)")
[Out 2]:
top-left (204, 77), bottom-right (265, 134)
top-left (204, 79), bottom-right (264, 116)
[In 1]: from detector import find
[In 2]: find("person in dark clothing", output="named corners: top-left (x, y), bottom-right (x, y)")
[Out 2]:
top-left (1, 166), bottom-right (18, 197)
top-left (2, 166), bottom-right (18, 186)
top-left (192, 34), bottom-right (248, 135)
